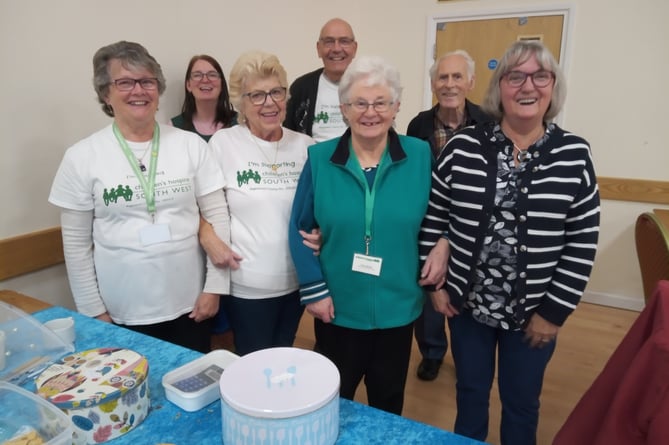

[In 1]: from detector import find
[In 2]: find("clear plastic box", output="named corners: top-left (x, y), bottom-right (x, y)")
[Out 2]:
top-left (0, 381), bottom-right (73, 444)
top-left (0, 301), bottom-right (74, 384)
top-left (162, 349), bottom-right (239, 412)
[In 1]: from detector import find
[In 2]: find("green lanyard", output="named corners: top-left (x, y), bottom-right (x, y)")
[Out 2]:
top-left (113, 122), bottom-right (160, 218)
top-left (350, 143), bottom-right (387, 255)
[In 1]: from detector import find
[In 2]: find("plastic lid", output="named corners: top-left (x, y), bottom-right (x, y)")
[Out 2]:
top-left (0, 381), bottom-right (73, 444)
top-left (35, 347), bottom-right (149, 409)
top-left (0, 301), bottom-right (74, 384)
top-left (219, 347), bottom-right (340, 419)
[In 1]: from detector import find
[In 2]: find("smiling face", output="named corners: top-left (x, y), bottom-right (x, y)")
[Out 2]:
top-left (341, 79), bottom-right (399, 143)
top-left (500, 55), bottom-right (554, 125)
top-left (105, 59), bottom-right (159, 133)
top-left (317, 19), bottom-right (357, 83)
top-left (432, 54), bottom-right (474, 112)
top-left (241, 75), bottom-right (286, 140)
top-left (186, 59), bottom-right (222, 103)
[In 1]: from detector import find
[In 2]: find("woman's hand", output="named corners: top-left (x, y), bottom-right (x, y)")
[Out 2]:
top-left (524, 312), bottom-right (560, 348)
top-left (199, 218), bottom-right (242, 269)
top-left (428, 289), bottom-right (460, 318)
top-left (95, 312), bottom-right (113, 323)
top-left (300, 228), bottom-right (322, 256)
top-left (419, 238), bottom-right (450, 289)
top-left (306, 297), bottom-right (335, 323)
top-left (189, 292), bottom-right (220, 322)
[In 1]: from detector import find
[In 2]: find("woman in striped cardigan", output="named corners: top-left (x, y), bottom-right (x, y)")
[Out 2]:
top-left (418, 41), bottom-right (600, 445)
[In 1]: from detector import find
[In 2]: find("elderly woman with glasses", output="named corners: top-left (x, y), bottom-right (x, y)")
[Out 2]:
top-left (419, 41), bottom-right (600, 444)
top-left (289, 56), bottom-right (432, 415)
top-left (171, 54), bottom-right (237, 142)
top-left (202, 51), bottom-right (315, 356)
top-left (49, 41), bottom-right (231, 352)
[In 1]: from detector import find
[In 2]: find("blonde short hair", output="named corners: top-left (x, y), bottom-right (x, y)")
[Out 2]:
top-left (228, 51), bottom-right (289, 124)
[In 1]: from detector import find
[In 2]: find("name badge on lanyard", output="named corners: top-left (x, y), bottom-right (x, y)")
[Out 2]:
top-left (139, 223), bottom-right (171, 246)
top-left (113, 122), bottom-right (171, 245)
top-left (350, 142), bottom-right (387, 277)
top-left (352, 253), bottom-right (383, 276)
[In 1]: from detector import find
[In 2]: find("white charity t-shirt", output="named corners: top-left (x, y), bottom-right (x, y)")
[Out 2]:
top-left (208, 125), bottom-right (314, 299)
top-left (311, 73), bottom-right (347, 142)
top-left (49, 124), bottom-right (225, 324)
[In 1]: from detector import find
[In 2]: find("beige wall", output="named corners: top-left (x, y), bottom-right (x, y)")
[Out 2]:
top-left (1, 0), bottom-right (667, 309)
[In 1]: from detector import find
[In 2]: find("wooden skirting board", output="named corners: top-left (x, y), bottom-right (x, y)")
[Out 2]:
top-left (0, 227), bottom-right (64, 281)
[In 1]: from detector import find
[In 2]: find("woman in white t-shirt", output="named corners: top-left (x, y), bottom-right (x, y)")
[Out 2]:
top-left (203, 51), bottom-right (315, 355)
top-left (49, 41), bottom-right (231, 352)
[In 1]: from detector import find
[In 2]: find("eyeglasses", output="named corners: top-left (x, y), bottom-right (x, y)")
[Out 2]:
top-left (190, 71), bottom-right (221, 81)
top-left (111, 78), bottom-right (159, 91)
top-left (345, 100), bottom-right (394, 113)
top-left (319, 37), bottom-right (355, 48)
top-left (243, 87), bottom-right (287, 105)
top-left (503, 70), bottom-right (555, 88)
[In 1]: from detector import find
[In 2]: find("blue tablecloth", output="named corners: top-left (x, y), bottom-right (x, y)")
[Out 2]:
top-left (30, 307), bottom-right (485, 444)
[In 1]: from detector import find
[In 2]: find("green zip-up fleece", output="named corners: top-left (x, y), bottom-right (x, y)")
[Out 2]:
top-left (289, 128), bottom-right (432, 330)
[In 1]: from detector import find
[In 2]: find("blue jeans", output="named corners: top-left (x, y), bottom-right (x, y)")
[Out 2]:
top-left (221, 290), bottom-right (304, 356)
top-left (448, 312), bottom-right (556, 445)
top-left (414, 294), bottom-right (448, 360)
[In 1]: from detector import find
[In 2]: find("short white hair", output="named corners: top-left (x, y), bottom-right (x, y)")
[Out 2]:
top-left (338, 55), bottom-right (402, 104)
top-left (429, 50), bottom-right (475, 82)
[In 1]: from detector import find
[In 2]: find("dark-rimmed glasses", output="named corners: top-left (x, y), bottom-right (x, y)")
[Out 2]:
top-left (503, 70), bottom-right (554, 88)
top-left (345, 100), bottom-right (394, 113)
top-left (190, 71), bottom-right (221, 81)
top-left (111, 78), bottom-right (159, 91)
top-left (319, 37), bottom-right (355, 48)
top-left (243, 87), bottom-right (287, 105)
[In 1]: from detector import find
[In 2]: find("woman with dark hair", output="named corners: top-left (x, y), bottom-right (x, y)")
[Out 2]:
top-left (171, 54), bottom-right (237, 141)
top-left (172, 55), bottom-right (238, 349)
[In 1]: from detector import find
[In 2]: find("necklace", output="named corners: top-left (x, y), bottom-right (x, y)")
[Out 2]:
top-left (512, 143), bottom-right (532, 164)
top-left (135, 141), bottom-right (152, 172)
top-left (249, 131), bottom-right (280, 171)
top-left (510, 126), bottom-right (545, 164)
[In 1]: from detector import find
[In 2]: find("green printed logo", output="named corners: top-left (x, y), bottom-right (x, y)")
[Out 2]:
top-left (237, 169), bottom-right (262, 187)
top-left (314, 111), bottom-right (329, 124)
top-left (103, 185), bottom-right (133, 206)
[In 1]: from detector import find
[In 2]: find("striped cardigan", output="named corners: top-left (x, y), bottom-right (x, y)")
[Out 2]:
top-left (419, 122), bottom-right (600, 327)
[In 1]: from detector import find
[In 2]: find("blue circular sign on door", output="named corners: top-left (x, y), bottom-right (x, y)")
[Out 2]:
top-left (488, 59), bottom-right (498, 70)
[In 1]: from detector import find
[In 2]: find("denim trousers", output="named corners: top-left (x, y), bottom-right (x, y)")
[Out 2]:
top-left (221, 290), bottom-right (304, 356)
top-left (414, 294), bottom-right (448, 360)
top-left (448, 311), bottom-right (556, 445)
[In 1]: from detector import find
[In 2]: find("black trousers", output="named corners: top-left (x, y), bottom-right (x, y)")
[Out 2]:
top-left (120, 312), bottom-right (213, 353)
top-left (314, 319), bottom-right (414, 415)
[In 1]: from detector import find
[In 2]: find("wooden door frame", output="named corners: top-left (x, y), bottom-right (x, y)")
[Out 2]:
top-left (424, 3), bottom-right (576, 124)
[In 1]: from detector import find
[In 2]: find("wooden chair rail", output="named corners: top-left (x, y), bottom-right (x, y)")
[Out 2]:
top-left (598, 176), bottom-right (669, 205)
top-left (0, 177), bottom-right (666, 280)
top-left (0, 289), bottom-right (52, 313)
top-left (0, 227), bottom-right (64, 281)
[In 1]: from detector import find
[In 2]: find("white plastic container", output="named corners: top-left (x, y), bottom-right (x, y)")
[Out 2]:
top-left (162, 349), bottom-right (239, 412)
top-left (219, 347), bottom-right (340, 445)
top-left (0, 381), bottom-right (73, 445)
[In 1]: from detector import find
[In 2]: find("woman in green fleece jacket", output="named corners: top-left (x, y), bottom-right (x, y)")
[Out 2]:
top-left (289, 55), bottom-right (432, 415)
